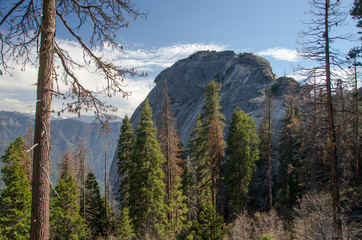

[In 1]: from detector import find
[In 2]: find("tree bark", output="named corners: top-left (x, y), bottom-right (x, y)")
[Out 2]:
top-left (324, 0), bottom-right (341, 236)
top-left (30, 0), bottom-right (56, 239)
top-left (354, 59), bottom-right (360, 185)
top-left (267, 88), bottom-right (272, 211)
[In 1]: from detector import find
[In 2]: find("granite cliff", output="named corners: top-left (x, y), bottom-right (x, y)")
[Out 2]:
top-left (109, 50), bottom-right (300, 205)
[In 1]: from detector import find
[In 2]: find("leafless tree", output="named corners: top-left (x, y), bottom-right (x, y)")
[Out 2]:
top-left (228, 210), bottom-right (288, 240)
top-left (0, 1), bottom-right (146, 239)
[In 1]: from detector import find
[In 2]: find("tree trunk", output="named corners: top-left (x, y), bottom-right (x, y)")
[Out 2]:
top-left (324, 0), bottom-right (341, 236)
top-left (30, 0), bottom-right (56, 239)
top-left (354, 60), bottom-right (360, 185)
top-left (267, 88), bottom-right (272, 211)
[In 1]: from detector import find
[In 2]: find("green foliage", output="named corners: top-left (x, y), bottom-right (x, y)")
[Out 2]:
top-left (83, 171), bottom-right (106, 239)
top-left (117, 207), bottom-right (135, 240)
top-left (193, 204), bottom-right (226, 240)
top-left (189, 80), bottom-right (226, 211)
top-left (163, 176), bottom-right (189, 239)
top-left (261, 233), bottom-right (274, 240)
top-left (0, 137), bottom-right (31, 240)
top-left (128, 98), bottom-right (167, 237)
top-left (279, 104), bottom-right (305, 208)
top-left (50, 155), bottom-right (85, 240)
top-left (351, 0), bottom-right (362, 28)
top-left (189, 115), bottom-right (212, 208)
top-left (225, 108), bottom-right (259, 217)
top-left (116, 115), bottom-right (135, 209)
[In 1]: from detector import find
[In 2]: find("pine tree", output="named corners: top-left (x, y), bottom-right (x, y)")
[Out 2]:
top-left (157, 82), bottom-right (184, 200)
top-left (128, 98), bottom-right (167, 237)
top-left (189, 115), bottom-right (212, 213)
top-left (189, 80), bottom-right (226, 214)
top-left (22, 121), bottom-right (34, 181)
top-left (50, 151), bottom-right (85, 240)
top-left (193, 204), bottom-right (226, 240)
top-left (117, 207), bottom-right (135, 240)
top-left (225, 108), bottom-right (259, 218)
top-left (163, 176), bottom-right (189, 239)
top-left (260, 87), bottom-right (273, 210)
top-left (73, 138), bottom-right (88, 220)
top-left (116, 115), bottom-right (135, 209)
top-left (279, 103), bottom-right (304, 208)
top-left (298, 0), bottom-right (349, 233)
top-left (83, 171), bottom-right (106, 239)
top-left (0, 137), bottom-right (31, 240)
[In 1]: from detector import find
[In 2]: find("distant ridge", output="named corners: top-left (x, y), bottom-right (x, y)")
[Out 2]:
top-left (0, 111), bottom-right (122, 191)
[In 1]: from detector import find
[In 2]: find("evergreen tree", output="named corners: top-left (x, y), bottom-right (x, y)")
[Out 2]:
top-left (279, 103), bottom-right (305, 208)
top-left (0, 137), bottom-right (31, 240)
top-left (128, 98), bottom-right (167, 237)
top-left (189, 115), bottom-right (212, 212)
top-left (225, 108), bottom-right (259, 218)
top-left (50, 151), bottom-right (85, 240)
top-left (73, 138), bottom-right (88, 220)
top-left (163, 176), bottom-right (189, 239)
top-left (193, 204), bottom-right (226, 240)
top-left (22, 122), bottom-right (34, 181)
top-left (181, 155), bottom-right (197, 222)
top-left (157, 82), bottom-right (184, 200)
top-left (116, 115), bottom-right (135, 209)
top-left (83, 171), bottom-right (106, 239)
top-left (117, 207), bottom-right (135, 240)
top-left (189, 80), bottom-right (226, 214)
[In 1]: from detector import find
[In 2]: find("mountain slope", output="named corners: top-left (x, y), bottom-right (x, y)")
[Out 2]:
top-left (109, 50), bottom-right (300, 203)
top-left (0, 111), bottom-right (122, 190)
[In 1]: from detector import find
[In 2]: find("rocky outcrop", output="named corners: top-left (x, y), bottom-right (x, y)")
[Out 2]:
top-left (109, 50), bottom-right (300, 205)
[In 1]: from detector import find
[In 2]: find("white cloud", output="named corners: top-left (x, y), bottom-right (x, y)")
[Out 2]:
top-left (0, 41), bottom-right (227, 118)
top-left (257, 47), bottom-right (299, 62)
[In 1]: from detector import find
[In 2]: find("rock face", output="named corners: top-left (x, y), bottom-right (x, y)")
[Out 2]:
top-left (109, 50), bottom-right (299, 205)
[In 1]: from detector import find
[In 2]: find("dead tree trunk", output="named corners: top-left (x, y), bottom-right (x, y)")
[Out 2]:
top-left (324, 0), bottom-right (341, 236)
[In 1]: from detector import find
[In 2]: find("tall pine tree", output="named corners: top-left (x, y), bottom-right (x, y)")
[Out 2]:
top-left (116, 115), bottom-right (135, 209)
top-left (157, 82), bottom-right (184, 200)
top-left (163, 176), bottom-right (189, 239)
top-left (279, 103), bottom-right (305, 209)
top-left (225, 108), bottom-right (259, 218)
top-left (0, 137), bottom-right (31, 240)
top-left (193, 204), bottom-right (226, 240)
top-left (189, 80), bottom-right (226, 215)
top-left (50, 151), bottom-right (85, 240)
top-left (128, 98), bottom-right (167, 237)
top-left (189, 115), bottom-right (211, 213)
top-left (83, 171), bottom-right (106, 239)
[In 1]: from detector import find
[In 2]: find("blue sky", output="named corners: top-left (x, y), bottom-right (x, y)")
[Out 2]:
top-left (0, 0), bottom-right (358, 118)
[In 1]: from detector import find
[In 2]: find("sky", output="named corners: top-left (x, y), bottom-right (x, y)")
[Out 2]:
top-left (0, 0), bottom-right (358, 118)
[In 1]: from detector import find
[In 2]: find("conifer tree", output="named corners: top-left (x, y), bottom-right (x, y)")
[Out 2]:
top-left (189, 115), bottom-right (211, 212)
top-left (116, 115), bottom-right (135, 209)
top-left (298, 0), bottom-right (349, 234)
top-left (157, 82), bottom-right (184, 199)
top-left (73, 138), bottom-right (88, 219)
top-left (50, 151), bottom-right (85, 240)
top-left (83, 171), bottom-right (106, 239)
top-left (189, 80), bottom-right (226, 214)
top-left (128, 98), bottom-right (167, 237)
top-left (193, 204), bottom-right (226, 240)
top-left (279, 103), bottom-right (304, 208)
top-left (117, 207), bottom-right (135, 240)
top-left (22, 122), bottom-right (34, 181)
top-left (259, 87), bottom-right (274, 210)
top-left (163, 176), bottom-right (189, 239)
top-left (225, 108), bottom-right (259, 218)
top-left (0, 137), bottom-right (31, 240)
